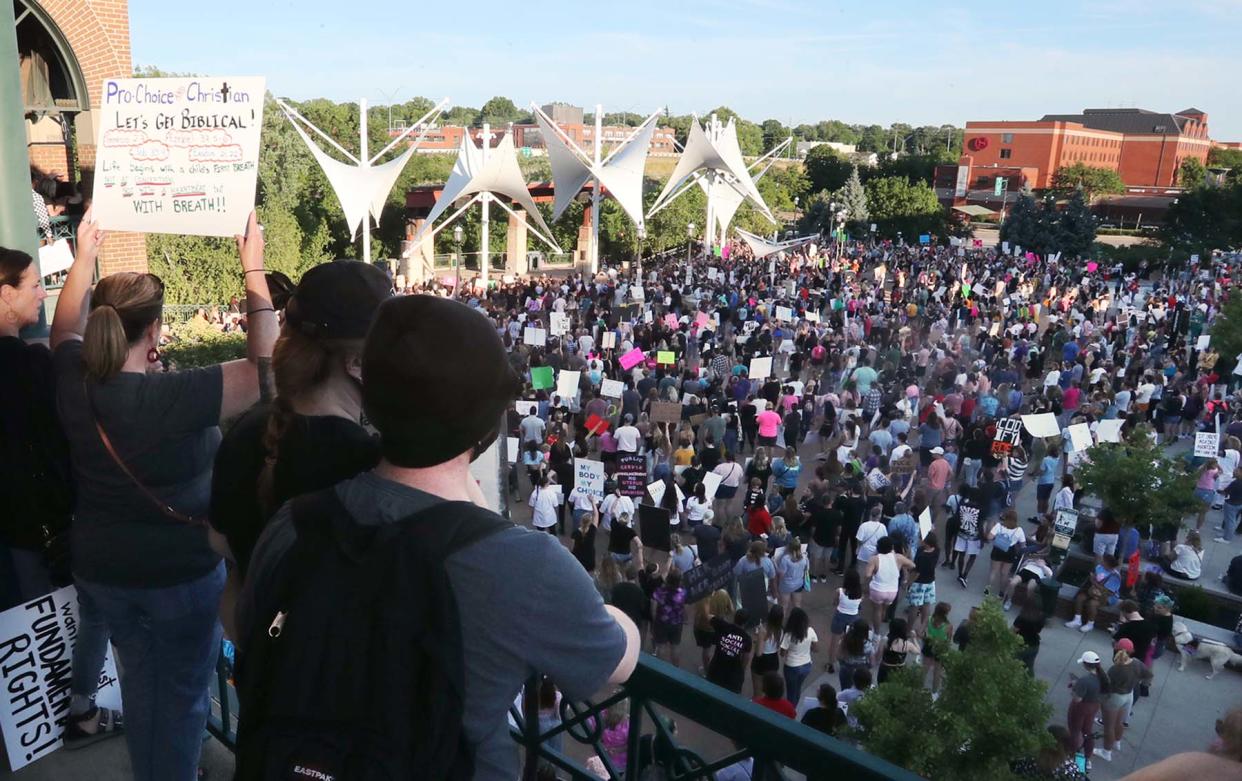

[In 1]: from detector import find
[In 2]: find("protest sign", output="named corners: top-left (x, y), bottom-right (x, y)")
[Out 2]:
top-left (1021, 413), bottom-right (1061, 439)
top-left (748, 356), bottom-right (773, 381)
top-left (556, 370), bottom-right (581, 399)
top-left (530, 366), bottom-right (554, 390)
top-left (918, 508), bottom-right (933, 540)
top-left (657, 350), bottom-right (676, 365)
top-left (0, 586), bottom-right (123, 771)
top-left (992, 417), bottom-right (1023, 456)
top-left (600, 379), bottom-right (624, 398)
top-left (775, 305), bottom-right (793, 322)
top-left (701, 471), bottom-right (723, 502)
top-left (649, 401), bottom-right (682, 425)
top-left (664, 313), bottom-right (679, 330)
top-left (891, 453), bottom-right (918, 476)
top-left (737, 570), bottom-right (767, 629)
top-left (515, 400), bottom-right (539, 417)
top-left (1197, 334), bottom-right (1211, 351)
top-left (574, 458), bottom-right (606, 501)
top-left (631, 286), bottom-right (645, 301)
top-left (1195, 432), bottom-right (1220, 459)
top-left (601, 332), bottom-right (617, 350)
top-left (694, 312), bottom-right (710, 329)
top-left (549, 312), bottom-right (569, 336)
top-left (1065, 423), bottom-right (1093, 453)
top-left (618, 349), bottom-right (646, 371)
top-left (616, 454), bottom-right (646, 498)
top-left (523, 327), bottom-right (547, 346)
top-left (683, 555), bottom-right (734, 603)
top-left (37, 240), bottom-right (74, 278)
top-left (506, 437), bottom-right (519, 464)
top-left (93, 76), bottom-right (265, 237)
top-left (638, 505), bottom-right (672, 552)
top-left (1095, 419), bottom-right (1124, 444)
top-left (1052, 509), bottom-right (1078, 551)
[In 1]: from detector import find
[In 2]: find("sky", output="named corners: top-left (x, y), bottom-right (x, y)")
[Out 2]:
top-left (129, 0), bottom-right (1242, 139)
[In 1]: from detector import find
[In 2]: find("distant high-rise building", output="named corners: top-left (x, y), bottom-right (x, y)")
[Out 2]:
top-left (540, 102), bottom-right (584, 126)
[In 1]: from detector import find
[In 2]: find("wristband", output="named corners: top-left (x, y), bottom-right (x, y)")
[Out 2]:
top-left (244, 269), bottom-right (267, 275)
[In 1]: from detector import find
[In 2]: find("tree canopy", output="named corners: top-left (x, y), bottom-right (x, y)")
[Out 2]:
top-left (999, 192), bottom-right (1097, 258)
top-left (864, 176), bottom-right (944, 239)
top-left (1049, 163), bottom-right (1125, 201)
top-left (1161, 182), bottom-right (1242, 257)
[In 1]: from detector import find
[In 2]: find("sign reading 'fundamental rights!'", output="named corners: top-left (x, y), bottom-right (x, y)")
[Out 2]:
top-left (93, 77), bottom-right (266, 237)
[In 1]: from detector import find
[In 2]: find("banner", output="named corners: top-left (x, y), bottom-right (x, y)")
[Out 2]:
top-left (93, 77), bottom-right (265, 237)
top-left (0, 586), bottom-right (123, 771)
top-left (684, 555), bottom-right (734, 603)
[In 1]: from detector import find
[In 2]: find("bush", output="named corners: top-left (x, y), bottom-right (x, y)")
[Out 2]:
top-left (162, 318), bottom-right (247, 370)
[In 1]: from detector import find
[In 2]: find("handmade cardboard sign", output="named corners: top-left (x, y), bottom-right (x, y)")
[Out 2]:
top-left (574, 458), bottom-right (606, 500)
top-left (600, 379), bottom-right (624, 398)
top-left (93, 77), bottom-right (265, 237)
top-left (649, 401), bottom-right (682, 425)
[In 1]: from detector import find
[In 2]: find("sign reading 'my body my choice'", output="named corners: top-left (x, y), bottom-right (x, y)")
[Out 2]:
top-left (93, 77), bottom-right (266, 237)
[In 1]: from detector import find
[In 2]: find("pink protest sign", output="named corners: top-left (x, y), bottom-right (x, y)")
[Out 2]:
top-left (694, 312), bottom-right (710, 329)
top-left (619, 349), bottom-right (646, 370)
top-left (1086, 261), bottom-right (1098, 273)
top-left (664, 313), bottom-right (679, 330)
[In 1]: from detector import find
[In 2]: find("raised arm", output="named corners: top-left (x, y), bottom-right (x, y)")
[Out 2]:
top-left (50, 211), bottom-right (105, 349)
top-left (218, 211), bottom-right (278, 419)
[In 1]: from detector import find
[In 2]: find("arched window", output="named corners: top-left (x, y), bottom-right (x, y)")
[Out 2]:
top-left (13, 0), bottom-right (89, 115)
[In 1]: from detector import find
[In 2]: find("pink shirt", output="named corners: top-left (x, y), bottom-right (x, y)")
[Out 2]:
top-left (1198, 467), bottom-right (1220, 491)
top-left (928, 458), bottom-right (953, 490)
top-left (757, 409), bottom-right (782, 438)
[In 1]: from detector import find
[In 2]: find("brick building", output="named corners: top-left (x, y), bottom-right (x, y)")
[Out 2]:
top-left (391, 120), bottom-right (678, 157)
top-left (18, 0), bottom-right (144, 274)
top-left (954, 108), bottom-right (1214, 193)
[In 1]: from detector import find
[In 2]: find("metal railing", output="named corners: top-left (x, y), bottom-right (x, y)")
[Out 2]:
top-left (511, 656), bottom-right (922, 781)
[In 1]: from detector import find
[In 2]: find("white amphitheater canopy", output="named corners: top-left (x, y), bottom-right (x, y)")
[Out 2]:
top-left (735, 227), bottom-right (817, 259)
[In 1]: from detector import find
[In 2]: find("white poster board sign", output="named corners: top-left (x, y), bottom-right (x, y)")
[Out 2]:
top-left (918, 507), bottom-right (933, 540)
top-left (515, 400), bottom-right (539, 417)
top-left (506, 437), bottom-right (519, 464)
top-left (523, 327), bottom-right (547, 346)
top-left (701, 471), bottom-right (723, 502)
top-left (0, 586), bottom-right (123, 770)
top-left (1095, 419), bottom-right (1124, 444)
top-left (1196, 334), bottom-right (1211, 351)
top-left (37, 239), bottom-right (74, 278)
top-left (775, 305), bottom-right (794, 322)
top-left (556, 370), bottom-right (581, 399)
top-left (574, 458), bottom-right (606, 500)
top-left (748, 356), bottom-right (773, 381)
top-left (1021, 413), bottom-right (1061, 439)
top-left (601, 332), bottom-right (617, 350)
top-left (92, 77), bottom-right (265, 237)
top-left (1195, 432), bottom-right (1220, 459)
top-left (600, 379), bottom-right (624, 399)
top-left (549, 311), bottom-right (570, 336)
top-left (647, 480), bottom-right (666, 506)
top-left (1065, 423), bottom-right (1093, 453)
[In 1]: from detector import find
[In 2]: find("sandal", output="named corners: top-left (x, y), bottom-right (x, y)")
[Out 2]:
top-left (63, 706), bottom-right (124, 750)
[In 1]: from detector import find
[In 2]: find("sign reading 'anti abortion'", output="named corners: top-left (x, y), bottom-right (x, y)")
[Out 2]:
top-left (93, 76), bottom-right (266, 237)
top-left (0, 586), bottom-right (123, 770)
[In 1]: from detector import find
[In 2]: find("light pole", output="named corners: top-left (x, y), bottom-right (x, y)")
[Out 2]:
top-left (452, 224), bottom-right (464, 298)
top-left (636, 224), bottom-right (646, 279)
top-left (794, 195), bottom-right (800, 230)
top-left (686, 222), bottom-right (696, 265)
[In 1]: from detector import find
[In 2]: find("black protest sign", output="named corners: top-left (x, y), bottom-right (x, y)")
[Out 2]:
top-left (616, 454), bottom-right (646, 498)
top-left (639, 504), bottom-right (672, 552)
top-left (683, 554), bottom-right (734, 603)
top-left (737, 568), bottom-right (768, 630)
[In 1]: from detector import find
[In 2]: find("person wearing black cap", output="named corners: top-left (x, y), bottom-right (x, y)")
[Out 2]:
top-left (210, 260), bottom-right (393, 582)
top-left (238, 295), bottom-right (639, 780)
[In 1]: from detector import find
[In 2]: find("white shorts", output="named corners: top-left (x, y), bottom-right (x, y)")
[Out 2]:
top-left (1093, 532), bottom-right (1119, 557)
top-left (954, 538), bottom-right (982, 556)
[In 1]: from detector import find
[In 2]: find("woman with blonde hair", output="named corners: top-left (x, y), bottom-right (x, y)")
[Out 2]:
top-left (776, 537), bottom-right (810, 610)
top-left (51, 212), bottom-right (276, 780)
top-left (1097, 638), bottom-right (1153, 762)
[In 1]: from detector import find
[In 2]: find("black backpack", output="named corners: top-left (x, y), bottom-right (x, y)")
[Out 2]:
top-left (234, 488), bottom-right (511, 781)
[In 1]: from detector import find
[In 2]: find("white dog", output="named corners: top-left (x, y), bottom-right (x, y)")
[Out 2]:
top-left (1173, 622), bottom-right (1242, 679)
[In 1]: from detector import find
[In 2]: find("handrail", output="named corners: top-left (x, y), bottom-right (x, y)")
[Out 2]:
top-left (511, 655), bottom-right (923, 781)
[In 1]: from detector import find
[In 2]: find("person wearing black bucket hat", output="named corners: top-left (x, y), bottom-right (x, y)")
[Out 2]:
top-left (210, 260), bottom-right (392, 585)
top-left (237, 293), bottom-right (639, 780)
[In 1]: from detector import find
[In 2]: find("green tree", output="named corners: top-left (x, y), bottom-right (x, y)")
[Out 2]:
top-left (1057, 189), bottom-right (1097, 258)
top-left (832, 165), bottom-right (869, 230)
top-left (872, 151), bottom-right (954, 186)
top-left (1209, 293), bottom-right (1242, 379)
top-left (1161, 182), bottom-right (1242, 257)
top-left (478, 96), bottom-right (523, 127)
top-left (760, 119), bottom-right (789, 153)
top-left (1075, 429), bottom-right (1199, 536)
top-left (803, 145), bottom-right (853, 194)
top-left (1049, 163), bottom-right (1125, 201)
top-left (1208, 147), bottom-right (1242, 170)
top-left (1178, 157), bottom-right (1208, 189)
top-left (854, 599), bottom-right (1051, 780)
top-left (864, 176), bottom-right (944, 239)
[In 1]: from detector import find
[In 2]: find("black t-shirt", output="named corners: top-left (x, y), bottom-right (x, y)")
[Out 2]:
top-left (1013, 614), bottom-right (1044, 648)
top-left (914, 547), bottom-right (938, 584)
top-left (609, 523), bottom-right (637, 555)
top-left (572, 524), bottom-right (597, 572)
top-left (801, 706), bottom-right (842, 736)
top-left (707, 616), bottom-right (752, 693)
top-left (693, 523), bottom-right (723, 559)
top-left (611, 581), bottom-right (646, 624)
top-left (836, 494), bottom-right (866, 532)
top-left (210, 405), bottom-right (380, 576)
top-left (807, 502), bottom-right (840, 548)
top-left (1113, 618), bottom-right (1155, 658)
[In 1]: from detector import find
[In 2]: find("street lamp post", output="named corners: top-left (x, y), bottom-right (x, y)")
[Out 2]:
top-left (636, 224), bottom-right (646, 279)
top-left (686, 222), bottom-right (696, 265)
top-left (452, 224), bottom-right (464, 298)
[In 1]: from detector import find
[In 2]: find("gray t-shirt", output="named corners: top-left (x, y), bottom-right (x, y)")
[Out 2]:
top-left (240, 471), bottom-right (627, 780)
top-left (54, 340), bottom-right (223, 587)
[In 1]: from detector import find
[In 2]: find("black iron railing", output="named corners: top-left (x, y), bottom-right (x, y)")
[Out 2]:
top-left (511, 655), bottom-right (922, 781)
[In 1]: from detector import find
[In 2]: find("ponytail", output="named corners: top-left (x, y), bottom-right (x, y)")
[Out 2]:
top-left (1113, 649), bottom-right (1131, 665)
top-left (1091, 663), bottom-right (1110, 695)
top-left (82, 305), bottom-right (131, 382)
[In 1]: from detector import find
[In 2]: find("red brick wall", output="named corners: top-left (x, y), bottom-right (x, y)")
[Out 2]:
top-left (30, 0), bottom-right (144, 275)
top-left (1118, 136), bottom-right (1211, 188)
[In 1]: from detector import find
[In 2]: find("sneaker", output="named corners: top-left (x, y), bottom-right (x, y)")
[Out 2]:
top-left (1003, 599), bottom-right (1013, 612)
top-left (1094, 749), bottom-right (1112, 762)
top-left (1095, 716), bottom-right (1104, 726)
top-left (1066, 617), bottom-right (1083, 629)
top-left (1084, 760), bottom-right (1092, 772)
top-left (957, 575), bottom-right (968, 589)
top-left (1080, 621), bottom-right (1095, 633)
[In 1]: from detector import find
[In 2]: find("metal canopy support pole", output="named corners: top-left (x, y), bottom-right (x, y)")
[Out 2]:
top-left (589, 103), bottom-right (602, 275)
top-left (480, 122), bottom-right (490, 287)
top-left (359, 98), bottom-right (371, 263)
top-left (1, 2), bottom-right (44, 335)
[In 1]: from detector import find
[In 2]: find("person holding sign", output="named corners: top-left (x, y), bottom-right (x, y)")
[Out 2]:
top-left (51, 212), bottom-right (278, 780)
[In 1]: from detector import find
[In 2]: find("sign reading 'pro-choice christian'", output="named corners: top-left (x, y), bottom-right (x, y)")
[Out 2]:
top-left (93, 76), bottom-right (266, 237)
top-left (0, 586), bottom-right (123, 770)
